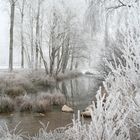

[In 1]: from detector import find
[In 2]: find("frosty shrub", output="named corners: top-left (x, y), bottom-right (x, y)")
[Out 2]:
top-left (0, 96), bottom-right (14, 113)
top-left (29, 70), bottom-right (56, 87)
top-left (0, 72), bottom-right (35, 95)
top-left (0, 123), bottom-right (24, 140)
top-left (52, 93), bottom-right (66, 105)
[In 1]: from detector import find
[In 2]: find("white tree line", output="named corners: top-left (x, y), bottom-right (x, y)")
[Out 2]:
top-left (4, 0), bottom-right (88, 75)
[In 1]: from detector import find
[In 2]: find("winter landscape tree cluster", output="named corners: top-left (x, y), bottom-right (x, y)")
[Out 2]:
top-left (5, 0), bottom-right (88, 75)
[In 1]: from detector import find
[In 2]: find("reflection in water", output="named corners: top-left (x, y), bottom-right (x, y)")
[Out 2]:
top-left (58, 76), bottom-right (95, 110)
top-left (0, 76), bottom-right (94, 136)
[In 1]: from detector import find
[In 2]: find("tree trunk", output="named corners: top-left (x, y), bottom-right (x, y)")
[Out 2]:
top-left (39, 46), bottom-right (49, 75)
top-left (20, 0), bottom-right (25, 68)
top-left (49, 31), bottom-right (55, 76)
top-left (49, 51), bottom-right (55, 75)
top-left (30, 17), bottom-right (34, 69)
top-left (70, 55), bottom-right (74, 71)
top-left (62, 38), bottom-right (70, 73)
top-left (104, 13), bottom-right (109, 48)
top-left (70, 47), bottom-right (74, 71)
top-left (21, 14), bottom-right (24, 68)
top-left (35, 0), bottom-right (40, 70)
top-left (39, 22), bottom-right (43, 68)
top-left (9, 2), bottom-right (15, 72)
top-left (75, 61), bottom-right (79, 69)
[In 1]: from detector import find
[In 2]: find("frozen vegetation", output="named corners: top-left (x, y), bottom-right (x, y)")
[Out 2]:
top-left (0, 70), bottom-right (82, 95)
top-left (1, 22), bottom-right (140, 139)
top-left (0, 70), bottom-right (81, 113)
top-left (1, 0), bottom-right (140, 139)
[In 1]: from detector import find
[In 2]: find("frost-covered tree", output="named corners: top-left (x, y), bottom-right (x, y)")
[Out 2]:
top-left (37, 2), bottom-right (87, 76)
top-left (9, 0), bottom-right (18, 71)
top-left (85, 0), bottom-right (140, 78)
top-left (17, 0), bottom-right (26, 68)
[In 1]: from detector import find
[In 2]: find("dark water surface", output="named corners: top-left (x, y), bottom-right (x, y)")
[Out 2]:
top-left (0, 75), bottom-right (94, 136)
top-left (0, 111), bottom-right (73, 136)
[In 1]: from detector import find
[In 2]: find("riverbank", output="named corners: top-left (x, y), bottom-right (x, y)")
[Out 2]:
top-left (0, 69), bottom-right (85, 113)
top-left (0, 69), bottom-right (82, 95)
top-left (0, 74), bottom-right (93, 138)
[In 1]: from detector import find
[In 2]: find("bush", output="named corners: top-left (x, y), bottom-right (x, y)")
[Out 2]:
top-left (29, 70), bottom-right (56, 87)
top-left (52, 93), bottom-right (66, 105)
top-left (33, 99), bottom-right (51, 113)
top-left (56, 71), bottom-right (82, 81)
top-left (0, 96), bottom-right (14, 113)
top-left (15, 95), bottom-right (32, 112)
top-left (5, 86), bottom-right (25, 97)
top-left (37, 92), bottom-right (54, 105)
top-left (0, 123), bottom-right (24, 140)
top-left (0, 72), bottom-right (36, 95)
top-left (19, 100), bottom-right (33, 112)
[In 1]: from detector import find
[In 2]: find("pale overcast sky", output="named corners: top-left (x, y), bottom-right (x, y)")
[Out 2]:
top-left (0, 1), bottom-right (9, 65)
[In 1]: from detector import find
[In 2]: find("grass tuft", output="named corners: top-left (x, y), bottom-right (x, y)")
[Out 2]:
top-left (5, 86), bottom-right (25, 97)
top-left (0, 96), bottom-right (14, 113)
top-left (33, 99), bottom-right (51, 113)
top-left (52, 93), bottom-right (66, 105)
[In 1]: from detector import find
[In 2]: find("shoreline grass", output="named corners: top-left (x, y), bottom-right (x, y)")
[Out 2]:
top-left (0, 96), bottom-right (14, 113)
top-left (0, 92), bottom-right (66, 113)
top-left (0, 69), bottom-right (81, 113)
top-left (0, 69), bottom-right (82, 96)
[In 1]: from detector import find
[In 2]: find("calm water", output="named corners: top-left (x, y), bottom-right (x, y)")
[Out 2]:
top-left (0, 75), bottom-right (94, 136)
